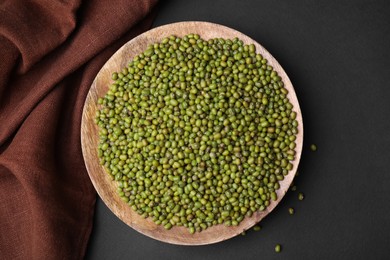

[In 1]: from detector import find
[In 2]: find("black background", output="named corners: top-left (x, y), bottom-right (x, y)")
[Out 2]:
top-left (85, 0), bottom-right (390, 259)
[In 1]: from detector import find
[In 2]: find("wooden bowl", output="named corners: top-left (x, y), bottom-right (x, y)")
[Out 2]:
top-left (81, 21), bottom-right (303, 245)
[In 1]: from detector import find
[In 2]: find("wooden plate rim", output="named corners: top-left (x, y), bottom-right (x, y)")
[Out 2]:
top-left (81, 21), bottom-right (304, 245)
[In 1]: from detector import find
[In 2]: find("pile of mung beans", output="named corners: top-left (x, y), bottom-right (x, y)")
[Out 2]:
top-left (96, 34), bottom-right (298, 233)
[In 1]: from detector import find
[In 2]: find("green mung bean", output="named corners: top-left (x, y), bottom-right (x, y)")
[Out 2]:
top-left (96, 34), bottom-right (299, 233)
top-left (253, 225), bottom-right (261, 231)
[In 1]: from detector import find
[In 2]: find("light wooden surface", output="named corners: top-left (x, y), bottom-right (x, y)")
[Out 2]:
top-left (81, 21), bottom-right (303, 245)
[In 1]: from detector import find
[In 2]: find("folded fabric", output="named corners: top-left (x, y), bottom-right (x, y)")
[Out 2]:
top-left (0, 0), bottom-right (158, 259)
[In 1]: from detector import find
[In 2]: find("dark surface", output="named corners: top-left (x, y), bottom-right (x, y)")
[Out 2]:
top-left (85, 0), bottom-right (390, 259)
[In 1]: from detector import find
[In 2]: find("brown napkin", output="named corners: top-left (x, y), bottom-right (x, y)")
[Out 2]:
top-left (0, 0), bottom-right (158, 259)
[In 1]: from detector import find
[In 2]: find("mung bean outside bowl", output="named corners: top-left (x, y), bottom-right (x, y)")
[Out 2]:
top-left (81, 21), bottom-right (303, 245)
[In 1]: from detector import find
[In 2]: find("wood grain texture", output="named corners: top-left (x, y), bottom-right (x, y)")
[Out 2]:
top-left (81, 21), bottom-right (303, 245)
